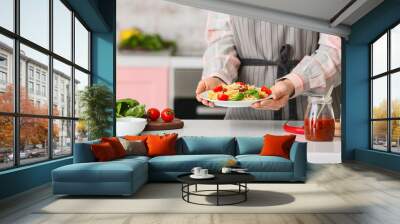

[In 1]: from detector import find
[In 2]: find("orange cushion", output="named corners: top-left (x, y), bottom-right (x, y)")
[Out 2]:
top-left (124, 135), bottom-right (150, 142)
top-left (101, 137), bottom-right (127, 158)
top-left (91, 142), bottom-right (118, 162)
top-left (146, 133), bottom-right (178, 157)
top-left (259, 134), bottom-right (296, 159)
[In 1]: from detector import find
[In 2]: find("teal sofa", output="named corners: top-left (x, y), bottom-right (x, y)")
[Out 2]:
top-left (52, 136), bottom-right (307, 196)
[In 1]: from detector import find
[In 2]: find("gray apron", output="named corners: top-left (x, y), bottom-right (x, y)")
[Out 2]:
top-left (225, 16), bottom-right (341, 120)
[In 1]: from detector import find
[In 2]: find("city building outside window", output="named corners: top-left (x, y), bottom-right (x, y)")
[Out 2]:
top-left (0, 0), bottom-right (91, 170)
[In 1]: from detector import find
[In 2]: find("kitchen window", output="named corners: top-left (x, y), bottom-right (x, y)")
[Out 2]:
top-left (370, 22), bottom-right (400, 154)
top-left (0, 0), bottom-right (91, 170)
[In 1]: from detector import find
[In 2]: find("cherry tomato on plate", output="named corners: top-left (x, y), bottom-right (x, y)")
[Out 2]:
top-left (213, 85), bottom-right (223, 92)
top-left (161, 108), bottom-right (175, 122)
top-left (147, 108), bottom-right (160, 121)
top-left (261, 85), bottom-right (272, 95)
top-left (236, 82), bottom-right (245, 86)
top-left (217, 93), bottom-right (229, 101)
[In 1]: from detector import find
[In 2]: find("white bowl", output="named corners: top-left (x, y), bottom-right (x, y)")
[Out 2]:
top-left (116, 117), bottom-right (147, 136)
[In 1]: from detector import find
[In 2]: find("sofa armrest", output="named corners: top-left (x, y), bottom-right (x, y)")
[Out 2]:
top-left (289, 142), bottom-right (307, 181)
top-left (73, 140), bottom-right (100, 163)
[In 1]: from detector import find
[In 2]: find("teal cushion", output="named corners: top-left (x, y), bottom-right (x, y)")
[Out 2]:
top-left (236, 155), bottom-right (293, 172)
top-left (236, 137), bottom-right (263, 155)
top-left (177, 136), bottom-right (236, 155)
top-left (53, 159), bottom-right (147, 183)
top-left (149, 154), bottom-right (235, 172)
top-left (73, 140), bottom-right (100, 163)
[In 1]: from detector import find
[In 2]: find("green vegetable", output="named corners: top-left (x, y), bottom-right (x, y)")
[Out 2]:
top-left (125, 104), bottom-right (145, 117)
top-left (245, 89), bottom-right (260, 99)
top-left (116, 98), bottom-right (145, 118)
top-left (232, 92), bottom-right (245, 101)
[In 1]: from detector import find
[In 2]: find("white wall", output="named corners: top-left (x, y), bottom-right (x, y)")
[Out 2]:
top-left (117, 0), bottom-right (208, 56)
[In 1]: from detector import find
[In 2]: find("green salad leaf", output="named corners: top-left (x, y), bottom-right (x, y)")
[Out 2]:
top-left (232, 92), bottom-right (245, 101)
top-left (116, 98), bottom-right (145, 118)
top-left (244, 89), bottom-right (260, 99)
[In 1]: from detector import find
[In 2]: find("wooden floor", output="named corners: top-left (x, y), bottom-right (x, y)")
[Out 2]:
top-left (1, 162), bottom-right (400, 224)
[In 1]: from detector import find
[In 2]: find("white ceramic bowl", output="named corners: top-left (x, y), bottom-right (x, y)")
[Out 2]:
top-left (116, 117), bottom-right (147, 136)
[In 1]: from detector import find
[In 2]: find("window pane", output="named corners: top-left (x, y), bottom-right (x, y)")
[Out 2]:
top-left (53, 59), bottom-right (72, 117)
top-left (372, 121), bottom-right (388, 151)
top-left (20, 44), bottom-right (49, 115)
top-left (53, 119), bottom-right (72, 158)
top-left (391, 120), bottom-right (400, 153)
top-left (0, 116), bottom-right (13, 170)
top-left (0, 35), bottom-right (14, 112)
top-left (75, 120), bottom-right (88, 143)
top-left (391, 24), bottom-right (400, 70)
top-left (372, 77), bottom-right (387, 119)
top-left (74, 18), bottom-right (89, 70)
top-left (53, 0), bottom-right (72, 60)
top-left (74, 69), bottom-right (89, 118)
top-left (20, 117), bottom-right (49, 165)
top-left (391, 72), bottom-right (400, 118)
top-left (20, 0), bottom-right (49, 49)
top-left (0, 0), bottom-right (14, 31)
top-left (372, 33), bottom-right (387, 76)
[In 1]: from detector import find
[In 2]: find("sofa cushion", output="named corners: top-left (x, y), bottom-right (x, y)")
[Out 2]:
top-left (53, 158), bottom-right (147, 183)
top-left (177, 136), bottom-right (236, 155)
top-left (73, 140), bottom-right (100, 163)
top-left (236, 137), bottom-right (263, 155)
top-left (101, 137), bottom-right (127, 158)
top-left (149, 154), bottom-right (235, 172)
top-left (147, 133), bottom-right (178, 157)
top-left (236, 155), bottom-right (293, 172)
top-left (260, 134), bottom-right (296, 159)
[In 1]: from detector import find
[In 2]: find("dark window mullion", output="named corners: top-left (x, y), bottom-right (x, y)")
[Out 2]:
top-left (14, 0), bottom-right (20, 167)
top-left (48, 0), bottom-right (54, 160)
top-left (387, 30), bottom-right (391, 152)
top-left (71, 10), bottom-right (76, 155)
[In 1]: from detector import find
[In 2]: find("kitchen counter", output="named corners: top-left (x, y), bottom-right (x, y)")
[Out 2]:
top-left (142, 120), bottom-right (341, 164)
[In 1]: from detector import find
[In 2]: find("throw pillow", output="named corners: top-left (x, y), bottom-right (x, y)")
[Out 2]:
top-left (91, 142), bottom-right (117, 161)
top-left (260, 134), bottom-right (296, 159)
top-left (101, 137), bottom-right (127, 158)
top-left (118, 137), bottom-right (147, 156)
top-left (124, 135), bottom-right (149, 142)
top-left (146, 133), bottom-right (178, 157)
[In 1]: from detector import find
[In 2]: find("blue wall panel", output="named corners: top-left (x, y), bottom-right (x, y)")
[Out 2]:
top-left (343, 0), bottom-right (400, 171)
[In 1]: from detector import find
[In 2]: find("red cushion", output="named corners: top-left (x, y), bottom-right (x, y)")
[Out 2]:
top-left (91, 142), bottom-right (118, 162)
top-left (146, 133), bottom-right (178, 157)
top-left (101, 137), bottom-right (127, 158)
top-left (259, 134), bottom-right (296, 159)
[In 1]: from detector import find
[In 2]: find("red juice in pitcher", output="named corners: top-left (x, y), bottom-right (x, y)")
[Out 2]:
top-left (304, 96), bottom-right (335, 142)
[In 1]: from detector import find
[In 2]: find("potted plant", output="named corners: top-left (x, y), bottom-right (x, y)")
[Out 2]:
top-left (79, 84), bottom-right (113, 140)
top-left (115, 98), bottom-right (147, 136)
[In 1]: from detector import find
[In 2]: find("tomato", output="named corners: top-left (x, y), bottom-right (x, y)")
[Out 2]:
top-left (261, 85), bottom-right (272, 95)
top-left (217, 93), bottom-right (229, 101)
top-left (213, 85), bottom-right (223, 92)
top-left (147, 108), bottom-right (160, 121)
top-left (161, 108), bottom-right (175, 122)
top-left (236, 82), bottom-right (245, 86)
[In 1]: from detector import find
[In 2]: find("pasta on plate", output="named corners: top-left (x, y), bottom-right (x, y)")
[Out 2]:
top-left (206, 82), bottom-right (272, 101)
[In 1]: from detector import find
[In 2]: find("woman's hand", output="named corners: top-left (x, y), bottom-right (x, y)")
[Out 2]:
top-left (195, 76), bottom-right (225, 107)
top-left (251, 79), bottom-right (295, 110)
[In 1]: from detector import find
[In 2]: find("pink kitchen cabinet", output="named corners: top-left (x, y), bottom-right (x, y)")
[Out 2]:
top-left (117, 66), bottom-right (169, 109)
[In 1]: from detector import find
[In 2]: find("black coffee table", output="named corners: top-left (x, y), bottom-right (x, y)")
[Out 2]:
top-left (177, 173), bottom-right (255, 206)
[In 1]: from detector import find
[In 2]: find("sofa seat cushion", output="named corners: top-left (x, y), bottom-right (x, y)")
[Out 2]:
top-left (53, 159), bottom-right (147, 183)
top-left (236, 155), bottom-right (293, 172)
top-left (149, 154), bottom-right (235, 172)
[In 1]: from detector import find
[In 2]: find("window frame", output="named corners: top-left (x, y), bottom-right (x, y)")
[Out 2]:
top-left (370, 20), bottom-right (400, 154)
top-left (0, 0), bottom-right (92, 171)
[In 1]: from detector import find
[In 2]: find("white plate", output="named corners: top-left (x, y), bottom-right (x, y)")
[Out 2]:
top-left (199, 91), bottom-right (272, 108)
top-left (190, 174), bottom-right (215, 179)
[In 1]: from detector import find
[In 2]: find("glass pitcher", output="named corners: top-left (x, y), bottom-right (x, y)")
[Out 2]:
top-left (304, 96), bottom-right (335, 141)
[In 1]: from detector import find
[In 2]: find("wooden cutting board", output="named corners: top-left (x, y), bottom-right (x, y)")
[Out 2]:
top-left (144, 118), bottom-right (184, 131)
